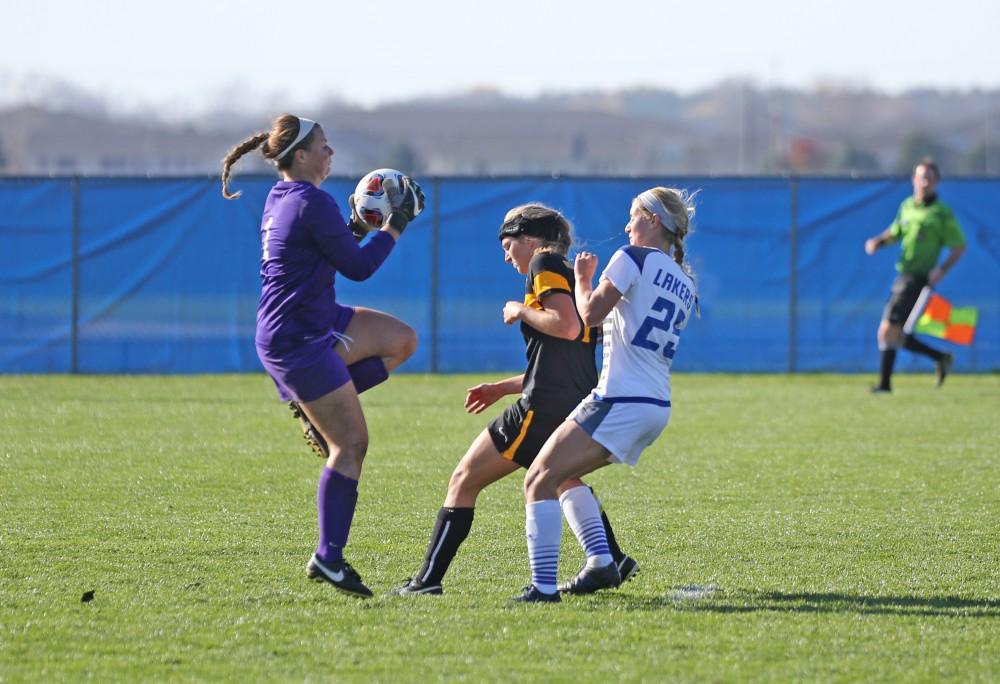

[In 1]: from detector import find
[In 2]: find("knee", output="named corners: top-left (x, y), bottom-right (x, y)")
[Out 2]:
top-left (329, 432), bottom-right (369, 471)
top-left (880, 325), bottom-right (902, 348)
top-left (877, 322), bottom-right (895, 347)
top-left (523, 465), bottom-right (552, 501)
top-left (447, 464), bottom-right (479, 501)
top-left (555, 479), bottom-right (585, 497)
top-left (398, 324), bottom-right (417, 361)
top-left (348, 432), bottom-right (369, 459)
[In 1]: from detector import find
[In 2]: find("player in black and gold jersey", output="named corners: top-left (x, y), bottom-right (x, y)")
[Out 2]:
top-left (390, 205), bottom-right (636, 597)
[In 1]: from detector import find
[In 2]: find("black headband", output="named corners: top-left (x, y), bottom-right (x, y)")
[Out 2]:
top-left (498, 214), bottom-right (563, 242)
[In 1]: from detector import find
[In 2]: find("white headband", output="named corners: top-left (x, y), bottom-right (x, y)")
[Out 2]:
top-left (274, 117), bottom-right (317, 161)
top-left (636, 190), bottom-right (677, 234)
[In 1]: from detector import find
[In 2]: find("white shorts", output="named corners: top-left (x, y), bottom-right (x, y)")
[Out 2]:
top-left (569, 393), bottom-right (670, 466)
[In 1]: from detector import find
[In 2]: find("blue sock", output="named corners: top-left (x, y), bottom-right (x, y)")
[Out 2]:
top-left (316, 467), bottom-right (359, 563)
top-left (349, 357), bottom-right (388, 394)
top-left (525, 500), bottom-right (562, 594)
top-left (559, 485), bottom-right (613, 568)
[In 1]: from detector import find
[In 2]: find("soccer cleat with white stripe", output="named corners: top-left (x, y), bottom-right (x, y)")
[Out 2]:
top-left (617, 555), bottom-right (640, 584)
top-left (306, 555), bottom-right (373, 598)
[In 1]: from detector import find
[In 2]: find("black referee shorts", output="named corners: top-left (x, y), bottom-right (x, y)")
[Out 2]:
top-left (487, 398), bottom-right (568, 469)
top-left (882, 273), bottom-right (928, 326)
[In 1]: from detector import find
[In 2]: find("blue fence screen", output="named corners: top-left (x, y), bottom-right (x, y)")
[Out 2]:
top-left (2, 176), bottom-right (997, 374)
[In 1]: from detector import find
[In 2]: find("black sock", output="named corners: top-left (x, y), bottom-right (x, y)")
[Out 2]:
top-left (589, 486), bottom-right (624, 564)
top-left (601, 510), bottom-right (625, 564)
top-left (903, 334), bottom-right (944, 362)
top-left (879, 349), bottom-right (896, 390)
top-left (414, 507), bottom-right (474, 587)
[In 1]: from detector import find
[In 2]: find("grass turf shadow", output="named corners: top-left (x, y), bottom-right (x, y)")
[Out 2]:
top-left (568, 589), bottom-right (1000, 618)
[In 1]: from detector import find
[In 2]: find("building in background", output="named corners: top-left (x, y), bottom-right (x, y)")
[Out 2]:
top-left (1, 85), bottom-right (998, 176)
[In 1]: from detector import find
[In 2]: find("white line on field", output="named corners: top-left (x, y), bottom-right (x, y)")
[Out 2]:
top-left (668, 584), bottom-right (721, 601)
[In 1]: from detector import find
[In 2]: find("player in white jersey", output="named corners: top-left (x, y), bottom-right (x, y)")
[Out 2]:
top-left (513, 186), bottom-right (697, 603)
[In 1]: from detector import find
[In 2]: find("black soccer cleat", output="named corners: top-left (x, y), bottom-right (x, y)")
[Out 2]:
top-left (617, 555), bottom-right (640, 585)
top-left (288, 401), bottom-right (329, 458)
top-left (557, 561), bottom-right (622, 595)
top-left (511, 584), bottom-right (561, 603)
top-left (306, 555), bottom-right (373, 598)
top-left (935, 353), bottom-right (954, 387)
top-left (386, 577), bottom-right (444, 596)
top-left (869, 385), bottom-right (892, 394)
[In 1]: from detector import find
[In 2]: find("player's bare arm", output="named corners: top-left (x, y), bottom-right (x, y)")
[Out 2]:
top-left (464, 375), bottom-right (524, 414)
top-left (929, 244), bottom-right (966, 286)
top-left (575, 252), bottom-right (622, 327)
top-left (503, 292), bottom-right (581, 340)
top-left (865, 229), bottom-right (896, 255)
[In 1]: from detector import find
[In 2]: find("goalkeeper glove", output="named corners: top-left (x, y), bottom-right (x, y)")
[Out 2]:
top-left (385, 177), bottom-right (425, 233)
top-left (347, 194), bottom-right (372, 241)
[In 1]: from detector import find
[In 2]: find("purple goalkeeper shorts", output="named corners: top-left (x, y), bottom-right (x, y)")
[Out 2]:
top-left (256, 304), bottom-right (356, 403)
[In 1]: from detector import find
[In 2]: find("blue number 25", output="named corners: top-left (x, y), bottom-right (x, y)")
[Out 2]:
top-left (630, 297), bottom-right (685, 359)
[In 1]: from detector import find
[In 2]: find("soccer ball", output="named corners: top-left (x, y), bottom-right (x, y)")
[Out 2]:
top-left (353, 168), bottom-right (405, 229)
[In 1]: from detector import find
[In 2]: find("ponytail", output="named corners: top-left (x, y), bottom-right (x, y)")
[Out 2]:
top-left (221, 113), bottom-right (313, 199)
top-left (221, 132), bottom-right (268, 199)
top-left (643, 186), bottom-right (697, 284)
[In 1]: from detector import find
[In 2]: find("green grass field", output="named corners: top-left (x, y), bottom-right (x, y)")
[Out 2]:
top-left (2, 373), bottom-right (999, 682)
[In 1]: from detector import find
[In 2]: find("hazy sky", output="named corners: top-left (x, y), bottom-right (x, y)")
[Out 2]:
top-left (4, 0), bottom-right (999, 113)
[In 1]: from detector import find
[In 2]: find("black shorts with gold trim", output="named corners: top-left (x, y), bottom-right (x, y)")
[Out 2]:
top-left (487, 397), bottom-right (567, 469)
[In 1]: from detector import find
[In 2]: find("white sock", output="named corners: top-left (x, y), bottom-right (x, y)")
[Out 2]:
top-left (559, 485), bottom-right (614, 568)
top-left (525, 500), bottom-right (561, 594)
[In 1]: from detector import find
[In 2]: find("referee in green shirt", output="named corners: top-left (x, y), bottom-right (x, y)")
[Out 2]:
top-left (864, 158), bottom-right (966, 392)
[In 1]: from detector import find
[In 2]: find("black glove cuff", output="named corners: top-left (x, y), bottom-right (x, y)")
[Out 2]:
top-left (347, 219), bottom-right (368, 242)
top-left (388, 212), bottom-right (409, 234)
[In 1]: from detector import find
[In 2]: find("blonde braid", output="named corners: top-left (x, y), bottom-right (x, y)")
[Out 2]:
top-left (646, 186), bottom-right (697, 283)
top-left (672, 234), bottom-right (686, 269)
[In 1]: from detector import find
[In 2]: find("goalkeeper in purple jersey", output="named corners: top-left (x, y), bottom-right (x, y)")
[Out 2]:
top-left (222, 113), bottom-right (424, 598)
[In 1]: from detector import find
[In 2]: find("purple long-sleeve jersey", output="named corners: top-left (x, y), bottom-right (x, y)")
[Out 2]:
top-left (254, 180), bottom-right (394, 353)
